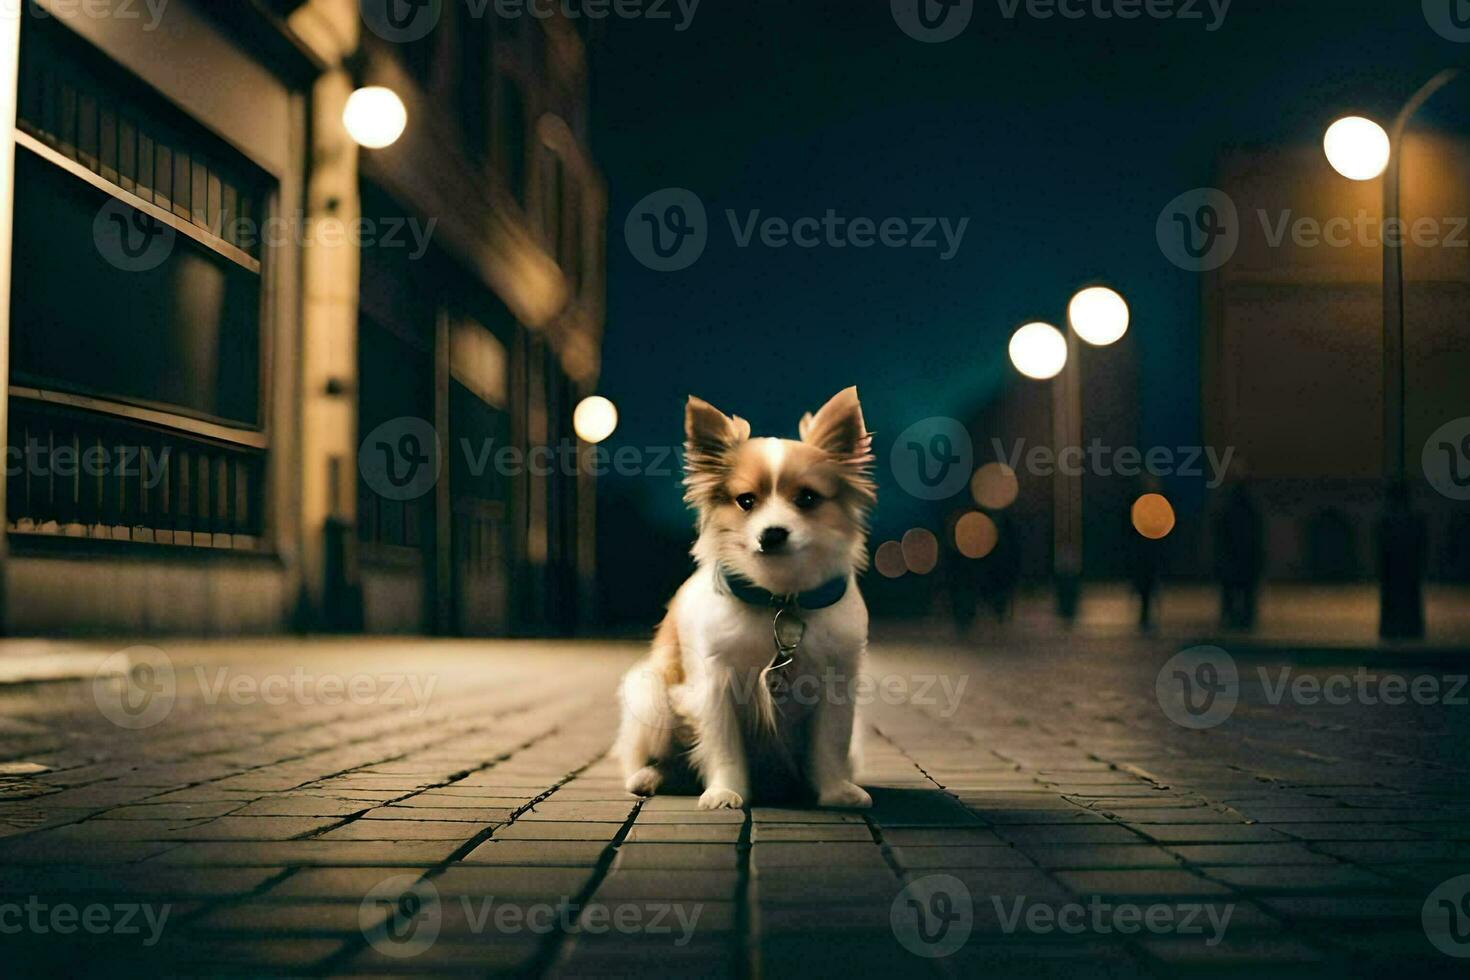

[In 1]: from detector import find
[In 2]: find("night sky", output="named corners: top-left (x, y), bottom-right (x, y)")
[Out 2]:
top-left (588, 0), bottom-right (1464, 542)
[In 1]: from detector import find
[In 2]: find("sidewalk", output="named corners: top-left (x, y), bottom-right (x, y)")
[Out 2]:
top-left (0, 635), bottom-right (1467, 976)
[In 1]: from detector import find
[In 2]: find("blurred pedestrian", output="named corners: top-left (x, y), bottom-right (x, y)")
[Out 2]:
top-left (1214, 474), bottom-right (1264, 630)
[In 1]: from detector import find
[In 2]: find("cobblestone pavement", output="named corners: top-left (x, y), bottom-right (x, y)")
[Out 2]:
top-left (1, 634), bottom-right (1469, 977)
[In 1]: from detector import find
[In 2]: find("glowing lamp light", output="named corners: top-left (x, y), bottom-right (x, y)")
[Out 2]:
top-left (1068, 286), bottom-right (1130, 347)
top-left (343, 87), bottom-right (408, 149)
top-left (954, 512), bottom-right (999, 560)
top-left (573, 396), bottom-right (619, 444)
top-left (1008, 322), bottom-right (1068, 381)
top-left (1323, 116), bottom-right (1390, 181)
top-left (874, 541), bottom-right (907, 579)
top-left (901, 528), bottom-right (940, 575)
top-left (1131, 493), bottom-right (1177, 541)
top-left (971, 462), bottom-right (1019, 511)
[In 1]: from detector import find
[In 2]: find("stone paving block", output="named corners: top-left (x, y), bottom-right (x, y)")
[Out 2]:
top-left (890, 844), bottom-right (1037, 869)
top-left (1055, 869), bottom-right (1236, 898)
top-left (625, 822), bottom-right (742, 843)
top-left (551, 939), bottom-right (736, 980)
top-left (189, 900), bottom-right (374, 935)
top-left (318, 819), bottom-right (483, 841)
top-left (1200, 865), bottom-right (1399, 893)
top-left (595, 869), bottom-right (740, 901)
top-left (615, 843), bottom-right (739, 871)
top-left (1138, 824), bottom-right (1294, 844)
top-left (1276, 823), bottom-right (1429, 842)
top-left (362, 805), bottom-right (514, 823)
top-left (749, 807), bottom-right (864, 824)
top-left (1165, 843), bottom-right (1339, 866)
top-left (345, 937), bottom-right (541, 974)
top-left (492, 820), bottom-right (625, 842)
top-left (997, 824), bottom-right (1149, 846)
top-left (1020, 844), bottom-right (1184, 870)
top-left (752, 868), bottom-right (901, 904)
top-left (751, 842), bottom-right (889, 870)
top-left (1138, 935), bottom-right (1326, 968)
top-left (633, 808), bottom-right (745, 825)
top-left (163, 815), bottom-right (344, 840)
top-left (461, 839), bottom-right (607, 867)
top-left (431, 866), bottom-right (596, 899)
top-left (878, 826), bottom-right (1005, 846)
top-left (152, 840), bottom-right (461, 866)
top-left (750, 823), bottom-right (871, 842)
top-left (95, 801), bottom-right (247, 820)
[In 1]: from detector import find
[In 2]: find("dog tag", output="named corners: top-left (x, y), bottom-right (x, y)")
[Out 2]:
top-left (770, 606), bottom-right (804, 673)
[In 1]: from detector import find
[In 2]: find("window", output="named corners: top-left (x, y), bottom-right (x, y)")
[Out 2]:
top-left (7, 20), bottom-right (270, 545)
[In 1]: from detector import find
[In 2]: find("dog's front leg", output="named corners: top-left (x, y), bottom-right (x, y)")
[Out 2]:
top-left (693, 670), bottom-right (751, 810)
top-left (808, 682), bottom-right (872, 809)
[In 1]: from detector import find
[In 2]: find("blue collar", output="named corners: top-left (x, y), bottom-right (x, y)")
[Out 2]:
top-left (715, 565), bottom-right (849, 611)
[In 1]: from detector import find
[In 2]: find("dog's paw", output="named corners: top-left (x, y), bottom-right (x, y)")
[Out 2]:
top-left (625, 766), bottom-right (663, 797)
top-left (817, 781), bottom-right (873, 809)
top-left (698, 787), bottom-right (745, 810)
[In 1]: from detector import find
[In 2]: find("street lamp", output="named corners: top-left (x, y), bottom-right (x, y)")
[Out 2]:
top-left (343, 86), bottom-right (408, 149)
top-left (573, 396), bottom-right (619, 444)
top-left (1008, 287), bottom-right (1130, 621)
top-left (1322, 70), bottom-right (1460, 639)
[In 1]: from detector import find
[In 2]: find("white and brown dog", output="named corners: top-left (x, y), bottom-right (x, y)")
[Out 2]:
top-left (615, 387), bottom-right (876, 810)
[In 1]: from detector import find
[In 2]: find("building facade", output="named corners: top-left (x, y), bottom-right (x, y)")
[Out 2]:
top-left (0, 0), bottom-right (606, 634)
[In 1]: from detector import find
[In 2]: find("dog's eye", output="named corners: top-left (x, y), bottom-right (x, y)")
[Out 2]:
top-left (735, 493), bottom-right (757, 512)
top-left (794, 488), bottom-right (821, 510)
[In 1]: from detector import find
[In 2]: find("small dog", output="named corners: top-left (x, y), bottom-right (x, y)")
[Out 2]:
top-left (615, 387), bottom-right (876, 810)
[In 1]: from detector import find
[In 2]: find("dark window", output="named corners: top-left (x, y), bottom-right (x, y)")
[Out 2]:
top-left (499, 81), bottom-right (527, 204)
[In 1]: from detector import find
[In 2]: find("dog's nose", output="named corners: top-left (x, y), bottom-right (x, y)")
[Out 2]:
top-left (758, 526), bottom-right (790, 552)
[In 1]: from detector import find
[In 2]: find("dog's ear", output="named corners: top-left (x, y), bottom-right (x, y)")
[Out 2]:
top-left (685, 396), bottom-right (750, 453)
top-left (800, 387), bottom-right (869, 459)
top-left (800, 387), bottom-right (876, 506)
top-left (684, 396), bottom-right (750, 507)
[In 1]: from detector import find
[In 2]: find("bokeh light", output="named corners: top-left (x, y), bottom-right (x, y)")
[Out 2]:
top-left (874, 541), bottom-right (906, 579)
top-left (901, 528), bottom-right (939, 575)
top-left (954, 512), bottom-right (999, 559)
top-left (1131, 493), bottom-right (1177, 540)
top-left (970, 462), bottom-right (1019, 511)
top-left (1008, 321), bottom-right (1068, 381)
top-left (1068, 286), bottom-right (1130, 347)
top-left (573, 395), bottom-right (619, 444)
top-left (343, 86), bottom-right (408, 149)
top-left (1323, 116), bottom-right (1390, 181)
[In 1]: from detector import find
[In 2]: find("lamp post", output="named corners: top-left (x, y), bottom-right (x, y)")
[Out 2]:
top-left (1009, 287), bottom-right (1130, 621)
top-left (1322, 70), bottom-right (1458, 639)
